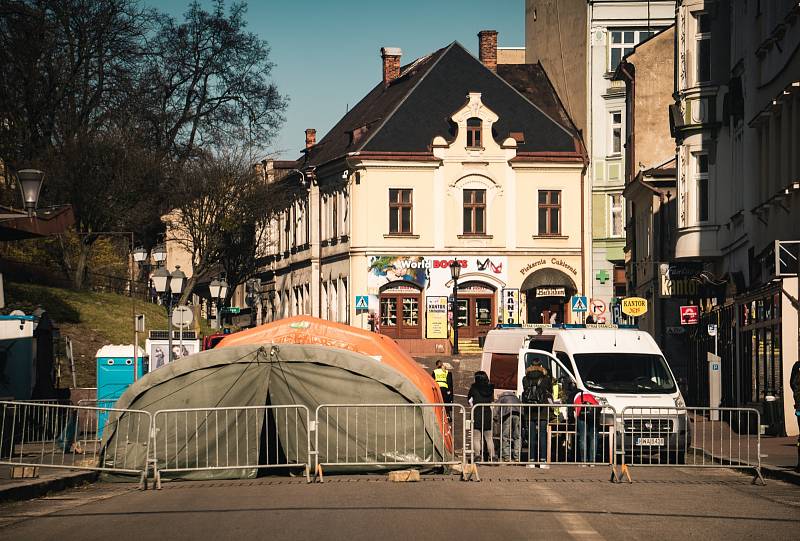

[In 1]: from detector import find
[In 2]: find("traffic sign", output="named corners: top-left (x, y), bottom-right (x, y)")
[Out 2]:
top-left (621, 297), bottom-right (648, 317)
top-left (570, 296), bottom-right (588, 313)
top-left (708, 324), bottom-right (717, 337)
top-left (590, 298), bottom-right (607, 316)
top-left (611, 303), bottom-right (622, 324)
top-left (171, 306), bottom-right (193, 328)
top-left (223, 306), bottom-right (241, 314)
top-left (680, 305), bottom-right (699, 325)
top-left (355, 295), bottom-right (369, 311)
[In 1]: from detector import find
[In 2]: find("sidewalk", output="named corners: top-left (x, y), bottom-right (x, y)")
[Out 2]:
top-left (758, 435), bottom-right (800, 484)
top-left (0, 466), bottom-right (96, 502)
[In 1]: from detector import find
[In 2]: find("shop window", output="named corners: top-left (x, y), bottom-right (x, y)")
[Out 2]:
top-left (466, 117), bottom-right (482, 148)
top-left (389, 188), bottom-right (413, 234)
top-left (463, 188), bottom-right (486, 235)
top-left (538, 190), bottom-right (561, 236)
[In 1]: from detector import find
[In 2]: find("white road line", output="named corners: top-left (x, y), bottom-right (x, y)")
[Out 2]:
top-left (535, 484), bottom-right (605, 540)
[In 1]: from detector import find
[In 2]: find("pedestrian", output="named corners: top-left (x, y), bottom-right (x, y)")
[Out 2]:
top-left (585, 314), bottom-right (595, 324)
top-left (522, 360), bottom-right (553, 467)
top-left (432, 360), bottom-right (453, 404)
top-left (467, 370), bottom-right (495, 461)
top-left (573, 390), bottom-right (600, 463)
top-left (790, 359), bottom-right (800, 472)
top-left (497, 390), bottom-right (522, 462)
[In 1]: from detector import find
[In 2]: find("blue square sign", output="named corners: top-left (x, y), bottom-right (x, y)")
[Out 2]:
top-left (355, 295), bottom-right (369, 311)
top-left (570, 296), bottom-right (588, 313)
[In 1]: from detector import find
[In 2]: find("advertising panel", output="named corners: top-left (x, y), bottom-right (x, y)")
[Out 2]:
top-left (502, 288), bottom-right (519, 324)
top-left (425, 296), bottom-right (448, 339)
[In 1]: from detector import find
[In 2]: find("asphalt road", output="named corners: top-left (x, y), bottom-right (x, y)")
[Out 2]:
top-left (1, 467), bottom-right (798, 541)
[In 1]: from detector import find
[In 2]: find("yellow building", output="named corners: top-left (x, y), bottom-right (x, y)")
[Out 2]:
top-left (261, 32), bottom-right (590, 355)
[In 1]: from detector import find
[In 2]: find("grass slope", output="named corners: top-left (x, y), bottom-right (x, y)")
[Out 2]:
top-left (4, 282), bottom-right (212, 387)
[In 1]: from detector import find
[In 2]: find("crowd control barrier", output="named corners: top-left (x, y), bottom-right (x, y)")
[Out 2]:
top-left (0, 400), bottom-right (151, 486)
top-left (151, 405), bottom-right (312, 488)
top-left (313, 403), bottom-right (466, 482)
top-left (618, 406), bottom-right (764, 484)
top-left (470, 403), bottom-right (617, 478)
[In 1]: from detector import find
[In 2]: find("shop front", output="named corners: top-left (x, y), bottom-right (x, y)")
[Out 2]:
top-left (518, 262), bottom-right (580, 324)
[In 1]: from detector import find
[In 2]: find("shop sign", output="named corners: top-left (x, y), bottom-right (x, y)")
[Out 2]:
top-left (666, 326), bottom-right (686, 335)
top-left (621, 297), bottom-right (648, 317)
top-left (502, 288), bottom-right (520, 325)
top-left (425, 296), bottom-right (448, 339)
top-left (537, 287), bottom-right (565, 297)
top-left (680, 305), bottom-right (699, 325)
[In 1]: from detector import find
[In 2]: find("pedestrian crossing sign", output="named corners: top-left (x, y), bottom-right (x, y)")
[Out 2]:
top-left (355, 295), bottom-right (369, 311)
top-left (570, 296), bottom-right (588, 313)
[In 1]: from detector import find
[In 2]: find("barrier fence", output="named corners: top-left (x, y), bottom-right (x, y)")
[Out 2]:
top-left (470, 403), bottom-right (617, 475)
top-left (618, 406), bottom-right (764, 484)
top-left (150, 405), bottom-right (312, 488)
top-left (313, 403), bottom-right (465, 482)
top-left (0, 400), bottom-right (768, 487)
top-left (0, 401), bottom-right (151, 486)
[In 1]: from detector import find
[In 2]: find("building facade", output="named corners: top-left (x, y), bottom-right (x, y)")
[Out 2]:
top-left (672, 0), bottom-right (800, 436)
top-left (259, 33), bottom-right (590, 355)
top-left (525, 0), bottom-right (675, 308)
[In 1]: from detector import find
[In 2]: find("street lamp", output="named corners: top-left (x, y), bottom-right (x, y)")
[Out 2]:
top-left (152, 244), bottom-right (167, 267)
top-left (209, 277), bottom-right (228, 330)
top-left (450, 259), bottom-right (462, 355)
top-left (151, 265), bottom-right (186, 362)
top-left (17, 169), bottom-right (45, 217)
top-left (132, 246), bottom-right (147, 263)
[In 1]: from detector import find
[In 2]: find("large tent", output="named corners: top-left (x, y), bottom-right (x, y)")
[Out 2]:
top-left (101, 342), bottom-right (450, 480)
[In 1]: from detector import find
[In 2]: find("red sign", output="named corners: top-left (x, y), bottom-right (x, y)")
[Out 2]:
top-left (432, 259), bottom-right (468, 269)
top-left (590, 298), bottom-right (607, 315)
top-left (680, 305), bottom-right (699, 325)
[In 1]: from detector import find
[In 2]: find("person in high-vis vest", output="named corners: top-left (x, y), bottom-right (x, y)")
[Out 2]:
top-left (432, 360), bottom-right (453, 404)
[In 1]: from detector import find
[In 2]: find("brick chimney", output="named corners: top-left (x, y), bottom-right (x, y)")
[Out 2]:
top-left (478, 30), bottom-right (498, 72)
top-left (381, 47), bottom-right (402, 86)
top-left (305, 128), bottom-right (316, 149)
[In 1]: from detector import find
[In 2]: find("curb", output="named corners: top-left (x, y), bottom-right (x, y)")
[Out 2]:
top-left (0, 471), bottom-right (98, 503)
top-left (760, 464), bottom-right (800, 486)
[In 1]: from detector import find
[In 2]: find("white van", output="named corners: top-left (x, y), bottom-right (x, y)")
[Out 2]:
top-left (480, 325), bottom-right (689, 461)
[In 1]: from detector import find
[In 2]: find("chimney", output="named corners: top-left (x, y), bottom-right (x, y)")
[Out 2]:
top-left (381, 47), bottom-right (402, 85)
top-left (478, 30), bottom-right (498, 72)
top-left (305, 128), bottom-right (316, 149)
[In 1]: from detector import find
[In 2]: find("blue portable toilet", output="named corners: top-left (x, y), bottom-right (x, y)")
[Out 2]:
top-left (95, 345), bottom-right (147, 437)
top-left (0, 314), bottom-right (36, 400)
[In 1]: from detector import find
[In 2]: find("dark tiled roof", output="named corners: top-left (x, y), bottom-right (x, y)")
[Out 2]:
top-left (299, 42), bottom-right (579, 168)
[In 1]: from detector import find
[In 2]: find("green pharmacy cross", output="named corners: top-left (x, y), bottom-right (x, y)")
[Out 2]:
top-left (596, 270), bottom-right (610, 284)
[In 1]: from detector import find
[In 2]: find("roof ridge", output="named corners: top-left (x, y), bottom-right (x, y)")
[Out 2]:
top-left (357, 42), bottom-right (456, 152)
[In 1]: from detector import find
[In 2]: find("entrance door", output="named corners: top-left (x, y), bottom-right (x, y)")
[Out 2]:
top-left (456, 282), bottom-right (496, 338)
top-left (379, 283), bottom-right (422, 339)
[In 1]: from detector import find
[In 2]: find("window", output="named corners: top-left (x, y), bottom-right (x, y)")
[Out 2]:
top-left (538, 190), bottom-right (561, 235)
top-left (609, 29), bottom-right (653, 71)
top-left (610, 194), bottom-right (624, 237)
top-left (466, 117), bottom-right (482, 148)
top-left (388, 188), bottom-right (413, 234)
top-left (695, 152), bottom-right (709, 222)
top-left (463, 188), bottom-right (486, 235)
top-left (610, 111), bottom-right (622, 155)
top-left (695, 13), bottom-right (711, 83)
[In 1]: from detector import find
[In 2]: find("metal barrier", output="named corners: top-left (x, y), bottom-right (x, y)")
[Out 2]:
top-left (151, 405), bottom-right (312, 488)
top-left (313, 403), bottom-right (465, 481)
top-left (470, 403), bottom-right (617, 478)
top-left (618, 406), bottom-right (764, 484)
top-left (0, 400), bottom-right (152, 486)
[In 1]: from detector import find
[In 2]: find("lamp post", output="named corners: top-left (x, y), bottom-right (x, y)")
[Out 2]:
top-left (209, 277), bottom-right (228, 330)
top-left (151, 265), bottom-right (186, 363)
top-left (16, 169), bottom-right (45, 217)
top-left (450, 259), bottom-right (462, 355)
top-left (151, 243), bottom-right (167, 267)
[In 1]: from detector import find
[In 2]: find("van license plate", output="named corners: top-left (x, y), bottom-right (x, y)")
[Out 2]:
top-left (636, 437), bottom-right (664, 446)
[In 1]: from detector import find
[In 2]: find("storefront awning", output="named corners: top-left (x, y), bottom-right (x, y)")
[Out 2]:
top-left (520, 267), bottom-right (577, 294)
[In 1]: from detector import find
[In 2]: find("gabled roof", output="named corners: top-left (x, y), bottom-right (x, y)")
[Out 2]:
top-left (299, 42), bottom-right (580, 169)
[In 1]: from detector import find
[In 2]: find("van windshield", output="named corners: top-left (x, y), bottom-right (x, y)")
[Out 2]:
top-left (573, 353), bottom-right (676, 394)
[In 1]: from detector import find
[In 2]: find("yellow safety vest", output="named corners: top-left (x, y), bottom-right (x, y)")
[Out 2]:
top-left (433, 368), bottom-right (449, 389)
top-left (552, 382), bottom-right (562, 417)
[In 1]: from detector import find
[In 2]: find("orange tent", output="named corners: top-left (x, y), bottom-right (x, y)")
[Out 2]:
top-left (217, 316), bottom-right (444, 406)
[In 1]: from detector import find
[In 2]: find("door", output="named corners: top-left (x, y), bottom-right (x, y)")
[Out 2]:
top-left (456, 289), bottom-right (495, 338)
top-left (516, 349), bottom-right (576, 396)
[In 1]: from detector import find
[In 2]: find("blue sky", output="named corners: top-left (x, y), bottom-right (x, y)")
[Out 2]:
top-left (152, 0), bottom-right (524, 159)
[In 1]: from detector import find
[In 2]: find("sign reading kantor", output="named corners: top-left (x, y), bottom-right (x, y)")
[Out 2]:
top-left (621, 297), bottom-right (648, 317)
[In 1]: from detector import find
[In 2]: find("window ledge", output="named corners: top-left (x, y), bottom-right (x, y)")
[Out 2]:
top-left (383, 233), bottom-right (420, 239)
top-left (532, 235), bottom-right (568, 240)
top-left (458, 234), bottom-right (493, 239)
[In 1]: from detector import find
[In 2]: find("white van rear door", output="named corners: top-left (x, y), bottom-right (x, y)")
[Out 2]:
top-left (516, 349), bottom-right (576, 393)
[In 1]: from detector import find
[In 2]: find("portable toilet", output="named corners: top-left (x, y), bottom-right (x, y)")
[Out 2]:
top-left (95, 345), bottom-right (147, 437)
top-left (0, 313), bottom-right (36, 400)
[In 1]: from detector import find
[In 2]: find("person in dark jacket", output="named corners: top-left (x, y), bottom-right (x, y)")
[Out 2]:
top-left (522, 361), bottom-right (553, 465)
top-left (497, 391), bottom-right (522, 461)
top-left (468, 371), bottom-right (495, 461)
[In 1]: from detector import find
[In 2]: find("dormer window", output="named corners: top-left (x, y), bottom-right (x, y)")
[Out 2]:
top-left (466, 117), bottom-right (482, 148)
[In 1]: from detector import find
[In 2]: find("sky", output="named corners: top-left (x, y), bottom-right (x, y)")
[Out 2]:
top-left (152, 0), bottom-right (524, 159)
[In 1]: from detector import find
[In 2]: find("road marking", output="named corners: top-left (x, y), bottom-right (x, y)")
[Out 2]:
top-left (535, 484), bottom-right (605, 540)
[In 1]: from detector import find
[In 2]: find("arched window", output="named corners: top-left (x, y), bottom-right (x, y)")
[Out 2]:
top-left (466, 117), bottom-right (482, 147)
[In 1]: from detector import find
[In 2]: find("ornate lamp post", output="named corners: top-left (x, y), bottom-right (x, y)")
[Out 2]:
top-left (450, 260), bottom-right (462, 355)
top-left (16, 169), bottom-right (45, 217)
top-left (151, 265), bottom-right (186, 362)
top-left (209, 277), bottom-right (228, 330)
